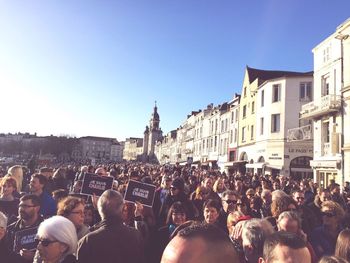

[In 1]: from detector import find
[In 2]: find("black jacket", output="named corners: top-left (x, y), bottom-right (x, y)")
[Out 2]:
top-left (77, 218), bottom-right (144, 263)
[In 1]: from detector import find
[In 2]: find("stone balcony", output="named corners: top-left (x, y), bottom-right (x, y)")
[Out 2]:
top-left (300, 94), bottom-right (341, 119)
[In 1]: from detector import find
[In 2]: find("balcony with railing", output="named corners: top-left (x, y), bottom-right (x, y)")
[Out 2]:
top-left (300, 94), bottom-right (341, 119)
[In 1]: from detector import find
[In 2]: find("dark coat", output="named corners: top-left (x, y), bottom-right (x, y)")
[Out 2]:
top-left (158, 192), bottom-right (197, 226)
top-left (77, 218), bottom-right (144, 263)
top-left (0, 239), bottom-right (27, 263)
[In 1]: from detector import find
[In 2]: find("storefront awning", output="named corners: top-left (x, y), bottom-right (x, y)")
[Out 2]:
top-left (265, 164), bottom-right (283, 170)
top-left (310, 160), bottom-right (340, 169)
top-left (246, 162), bottom-right (266, 169)
top-left (224, 160), bottom-right (247, 167)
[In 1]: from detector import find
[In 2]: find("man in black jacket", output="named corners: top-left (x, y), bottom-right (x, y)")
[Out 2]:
top-left (5, 194), bottom-right (43, 262)
top-left (77, 190), bottom-right (144, 263)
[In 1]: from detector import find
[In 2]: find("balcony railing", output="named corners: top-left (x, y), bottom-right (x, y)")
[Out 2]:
top-left (322, 142), bottom-right (330, 156)
top-left (300, 94), bottom-right (341, 119)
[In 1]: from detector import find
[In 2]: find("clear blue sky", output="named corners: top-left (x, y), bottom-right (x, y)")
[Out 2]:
top-left (0, 0), bottom-right (349, 141)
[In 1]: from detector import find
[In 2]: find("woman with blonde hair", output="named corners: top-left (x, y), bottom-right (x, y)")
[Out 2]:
top-left (7, 165), bottom-right (23, 193)
top-left (212, 178), bottom-right (227, 198)
top-left (0, 177), bottom-right (19, 222)
top-left (335, 229), bottom-right (350, 262)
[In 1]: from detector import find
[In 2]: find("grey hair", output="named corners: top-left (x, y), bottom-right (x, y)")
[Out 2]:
top-left (0, 211), bottom-right (8, 229)
top-left (242, 218), bottom-right (275, 249)
top-left (37, 216), bottom-right (77, 257)
top-left (271, 190), bottom-right (288, 202)
top-left (277, 211), bottom-right (301, 229)
top-left (97, 190), bottom-right (124, 220)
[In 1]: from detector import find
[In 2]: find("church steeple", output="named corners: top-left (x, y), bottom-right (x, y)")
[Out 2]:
top-left (150, 100), bottom-right (160, 131)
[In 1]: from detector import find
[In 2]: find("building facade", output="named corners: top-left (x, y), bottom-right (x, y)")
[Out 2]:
top-left (255, 74), bottom-right (314, 178)
top-left (299, 18), bottom-right (350, 188)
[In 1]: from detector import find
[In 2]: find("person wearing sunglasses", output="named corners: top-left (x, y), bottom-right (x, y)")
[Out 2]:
top-left (310, 201), bottom-right (345, 259)
top-left (217, 190), bottom-right (238, 233)
top-left (36, 215), bottom-right (78, 263)
top-left (292, 189), bottom-right (317, 238)
top-left (159, 177), bottom-right (196, 226)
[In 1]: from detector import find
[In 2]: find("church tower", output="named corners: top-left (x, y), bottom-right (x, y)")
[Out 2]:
top-left (147, 101), bottom-right (162, 160)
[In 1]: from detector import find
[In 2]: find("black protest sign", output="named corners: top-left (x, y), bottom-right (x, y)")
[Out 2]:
top-left (124, 180), bottom-right (156, 207)
top-left (13, 227), bottom-right (38, 252)
top-left (80, 173), bottom-right (113, 196)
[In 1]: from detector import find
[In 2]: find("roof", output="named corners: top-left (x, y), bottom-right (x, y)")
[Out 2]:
top-left (80, 136), bottom-right (117, 142)
top-left (246, 66), bottom-right (313, 84)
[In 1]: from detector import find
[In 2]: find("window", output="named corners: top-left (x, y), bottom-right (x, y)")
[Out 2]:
top-left (260, 117), bottom-right (264, 135)
top-left (322, 121), bottom-right (330, 143)
top-left (251, 101), bottom-right (255, 114)
top-left (225, 119), bottom-right (228, 132)
top-left (272, 84), bottom-right (281, 102)
top-left (242, 105), bottom-right (247, 118)
top-left (214, 136), bottom-right (217, 151)
top-left (221, 120), bottom-right (224, 133)
top-left (300, 82), bottom-right (312, 101)
top-left (261, 90), bottom-right (265, 107)
top-left (234, 128), bottom-right (237, 143)
top-left (242, 127), bottom-right (246, 142)
top-left (235, 109), bottom-right (239, 122)
top-left (271, 114), bottom-right (280, 133)
top-left (322, 75), bottom-right (330, 96)
top-left (229, 150), bottom-right (236, 162)
top-left (215, 119), bottom-right (218, 133)
top-left (244, 86), bottom-right (247, 97)
top-left (231, 111), bottom-right (234, 123)
top-left (230, 130), bottom-right (233, 143)
top-left (251, 125), bottom-right (254, 140)
top-left (323, 46), bottom-right (330, 63)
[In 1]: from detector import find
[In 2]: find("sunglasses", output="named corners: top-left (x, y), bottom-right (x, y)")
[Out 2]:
top-left (224, 200), bottom-right (237, 205)
top-left (321, 211), bottom-right (336, 217)
top-left (35, 238), bottom-right (58, 247)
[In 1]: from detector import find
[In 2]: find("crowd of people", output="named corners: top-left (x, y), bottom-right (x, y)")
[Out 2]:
top-left (1, 161), bottom-right (350, 263)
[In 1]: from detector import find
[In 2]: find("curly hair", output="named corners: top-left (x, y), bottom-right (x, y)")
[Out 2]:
top-left (321, 201), bottom-right (345, 221)
top-left (271, 195), bottom-right (296, 218)
top-left (57, 196), bottom-right (85, 217)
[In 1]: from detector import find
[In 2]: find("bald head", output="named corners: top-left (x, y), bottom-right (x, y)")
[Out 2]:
top-left (161, 223), bottom-right (239, 263)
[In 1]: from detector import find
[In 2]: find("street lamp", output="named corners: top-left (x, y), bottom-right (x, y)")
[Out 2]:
top-left (335, 33), bottom-right (349, 190)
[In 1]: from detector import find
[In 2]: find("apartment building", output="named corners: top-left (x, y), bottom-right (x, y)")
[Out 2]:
top-left (300, 18), bottom-right (350, 188)
top-left (255, 74), bottom-right (313, 177)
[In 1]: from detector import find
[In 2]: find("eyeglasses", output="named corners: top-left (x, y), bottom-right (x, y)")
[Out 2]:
top-left (19, 204), bottom-right (37, 208)
top-left (35, 238), bottom-right (58, 247)
top-left (321, 211), bottom-right (336, 217)
top-left (70, 210), bottom-right (84, 216)
top-left (224, 200), bottom-right (237, 205)
top-left (172, 212), bottom-right (185, 217)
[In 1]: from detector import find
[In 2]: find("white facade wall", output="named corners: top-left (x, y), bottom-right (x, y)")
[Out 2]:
top-left (255, 76), bottom-right (313, 177)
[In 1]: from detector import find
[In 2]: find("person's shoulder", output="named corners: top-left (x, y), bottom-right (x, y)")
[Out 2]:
top-left (7, 219), bottom-right (20, 231)
top-left (61, 254), bottom-right (77, 263)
